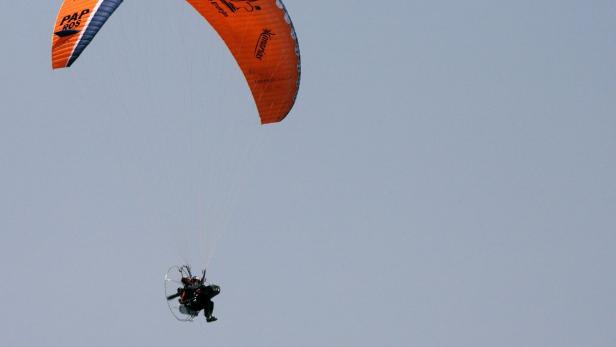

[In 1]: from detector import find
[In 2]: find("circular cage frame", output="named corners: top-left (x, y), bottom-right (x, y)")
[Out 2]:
top-left (164, 265), bottom-right (198, 322)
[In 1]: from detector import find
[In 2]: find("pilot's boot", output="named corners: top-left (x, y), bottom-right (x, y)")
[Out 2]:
top-left (206, 316), bottom-right (218, 323)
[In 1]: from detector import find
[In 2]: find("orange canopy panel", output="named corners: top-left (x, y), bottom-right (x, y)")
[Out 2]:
top-left (185, 0), bottom-right (301, 124)
top-left (51, 0), bottom-right (300, 124)
top-left (52, 0), bottom-right (123, 69)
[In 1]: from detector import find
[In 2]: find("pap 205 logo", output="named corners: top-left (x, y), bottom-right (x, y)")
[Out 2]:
top-left (59, 9), bottom-right (90, 30)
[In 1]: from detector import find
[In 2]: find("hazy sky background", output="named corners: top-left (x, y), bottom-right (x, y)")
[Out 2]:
top-left (1, 1), bottom-right (615, 346)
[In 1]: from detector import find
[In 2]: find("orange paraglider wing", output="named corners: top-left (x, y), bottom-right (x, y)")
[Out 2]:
top-left (52, 0), bottom-right (123, 69)
top-left (185, 0), bottom-right (301, 124)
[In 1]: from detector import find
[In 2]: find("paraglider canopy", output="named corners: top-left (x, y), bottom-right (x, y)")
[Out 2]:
top-left (185, 0), bottom-right (301, 124)
top-left (51, 0), bottom-right (123, 69)
top-left (51, 0), bottom-right (301, 124)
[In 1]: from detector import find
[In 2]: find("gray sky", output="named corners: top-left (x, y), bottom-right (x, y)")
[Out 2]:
top-left (1, 1), bottom-right (616, 346)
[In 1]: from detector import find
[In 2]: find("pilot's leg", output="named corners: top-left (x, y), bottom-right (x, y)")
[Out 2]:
top-left (205, 300), bottom-right (217, 322)
top-left (204, 300), bottom-right (213, 317)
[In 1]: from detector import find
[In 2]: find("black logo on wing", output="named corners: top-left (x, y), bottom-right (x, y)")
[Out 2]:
top-left (220, 0), bottom-right (262, 13)
top-left (255, 29), bottom-right (275, 60)
top-left (54, 29), bottom-right (81, 37)
top-left (58, 8), bottom-right (90, 31)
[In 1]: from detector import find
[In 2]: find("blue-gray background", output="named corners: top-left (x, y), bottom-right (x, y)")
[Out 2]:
top-left (1, 1), bottom-right (615, 346)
